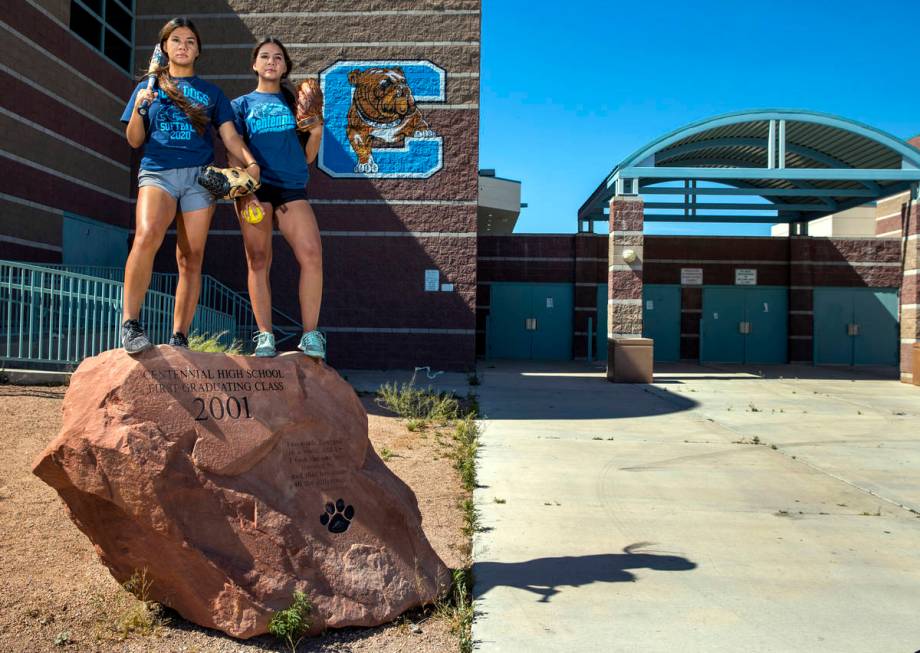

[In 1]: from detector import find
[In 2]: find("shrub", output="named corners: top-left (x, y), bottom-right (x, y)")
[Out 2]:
top-left (268, 591), bottom-right (313, 653)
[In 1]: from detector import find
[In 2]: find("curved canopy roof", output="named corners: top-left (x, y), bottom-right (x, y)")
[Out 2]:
top-left (579, 109), bottom-right (920, 225)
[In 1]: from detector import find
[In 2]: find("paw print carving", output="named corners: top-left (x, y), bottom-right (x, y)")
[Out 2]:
top-left (320, 498), bottom-right (355, 534)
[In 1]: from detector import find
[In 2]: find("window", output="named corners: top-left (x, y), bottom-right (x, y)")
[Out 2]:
top-left (69, 0), bottom-right (133, 72)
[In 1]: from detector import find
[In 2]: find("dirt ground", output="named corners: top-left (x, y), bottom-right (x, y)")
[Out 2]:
top-left (0, 385), bottom-right (468, 653)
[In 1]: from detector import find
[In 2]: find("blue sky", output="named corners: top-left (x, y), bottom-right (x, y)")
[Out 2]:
top-left (478, 0), bottom-right (920, 235)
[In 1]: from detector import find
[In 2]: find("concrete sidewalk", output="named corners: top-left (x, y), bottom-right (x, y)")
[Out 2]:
top-left (472, 361), bottom-right (920, 653)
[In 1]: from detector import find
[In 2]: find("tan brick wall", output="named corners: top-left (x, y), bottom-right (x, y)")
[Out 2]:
top-left (901, 204), bottom-right (920, 381)
top-left (607, 196), bottom-right (644, 341)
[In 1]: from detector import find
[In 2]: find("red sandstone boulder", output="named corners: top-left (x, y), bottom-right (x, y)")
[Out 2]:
top-left (32, 347), bottom-right (450, 638)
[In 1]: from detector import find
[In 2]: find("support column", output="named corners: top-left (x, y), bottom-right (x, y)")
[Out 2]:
top-left (901, 200), bottom-right (919, 384)
top-left (607, 195), bottom-right (644, 379)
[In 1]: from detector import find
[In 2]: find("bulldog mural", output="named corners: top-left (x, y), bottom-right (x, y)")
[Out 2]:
top-left (346, 67), bottom-right (437, 174)
top-left (318, 60), bottom-right (445, 178)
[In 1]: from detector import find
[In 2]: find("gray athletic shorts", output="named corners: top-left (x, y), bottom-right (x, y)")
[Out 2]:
top-left (138, 166), bottom-right (214, 213)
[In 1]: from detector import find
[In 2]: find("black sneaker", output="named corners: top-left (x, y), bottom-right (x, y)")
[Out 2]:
top-left (122, 319), bottom-right (153, 355)
top-left (168, 332), bottom-right (189, 348)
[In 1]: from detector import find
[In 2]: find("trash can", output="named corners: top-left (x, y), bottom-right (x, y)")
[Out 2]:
top-left (914, 343), bottom-right (920, 387)
top-left (606, 337), bottom-right (654, 384)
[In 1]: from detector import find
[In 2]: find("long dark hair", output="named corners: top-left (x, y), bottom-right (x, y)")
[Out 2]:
top-left (251, 37), bottom-right (308, 147)
top-left (148, 17), bottom-right (208, 134)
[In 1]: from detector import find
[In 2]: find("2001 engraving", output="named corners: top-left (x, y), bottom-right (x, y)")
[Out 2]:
top-left (193, 396), bottom-right (253, 421)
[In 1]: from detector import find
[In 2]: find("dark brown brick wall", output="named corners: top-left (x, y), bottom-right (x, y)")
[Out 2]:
top-left (2, 0), bottom-right (135, 253)
top-left (132, 1), bottom-right (482, 370)
top-left (3, 161), bottom-right (127, 225)
top-left (3, 0), bottom-right (482, 371)
top-left (478, 233), bottom-right (903, 363)
top-left (0, 241), bottom-right (61, 263)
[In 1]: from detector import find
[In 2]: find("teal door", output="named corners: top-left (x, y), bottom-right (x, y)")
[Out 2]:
top-left (813, 288), bottom-right (852, 365)
top-left (701, 287), bottom-right (746, 363)
top-left (643, 285), bottom-right (681, 362)
top-left (487, 283), bottom-right (573, 360)
top-left (853, 289), bottom-right (898, 365)
top-left (487, 283), bottom-right (532, 360)
top-left (63, 214), bottom-right (129, 266)
top-left (531, 284), bottom-right (574, 359)
top-left (745, 287), bottom-right (787, 363)
top-left (701, 286), bottom-right (787, 364)
top-left (814, 288), bottom-right (898, 365)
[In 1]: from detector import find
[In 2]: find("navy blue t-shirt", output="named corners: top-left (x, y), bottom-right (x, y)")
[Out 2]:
top-left (232, 91), bottom-right (308, 189)
top-left (121, 76), bottom-right (235, 171)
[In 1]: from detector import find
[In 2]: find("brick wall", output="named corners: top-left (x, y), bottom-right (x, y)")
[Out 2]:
top-left (647, 236), bottom-right (901, 363)
top-left (901, 203), bottom-right (919, 381)
top-left (135, 1), bottom-right (481, 370)
top-left (478, 233), bottom-right (902, 363)
top-left (875, 191), bottom-right (908, 237)
top-left (1, 0), bottom-right (135, 262)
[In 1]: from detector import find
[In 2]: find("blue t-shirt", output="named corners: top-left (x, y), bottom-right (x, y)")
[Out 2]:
top-left (231, 91), bottom-right (308, 189)
top-left (121, 76), bottom-right (235, 171)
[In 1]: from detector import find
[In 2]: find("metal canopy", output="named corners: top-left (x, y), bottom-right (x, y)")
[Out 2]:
top-left (578, 109), bottom-right (920, 226)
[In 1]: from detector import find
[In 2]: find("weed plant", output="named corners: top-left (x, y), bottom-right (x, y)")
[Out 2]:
top-left (452, 415), bottom-right (479, 492)
top-left (187, 332), bottom-right (243, 354)
top-left (436, 568), bottom-right (474, 653)
top-left (460, 498), bottom-right (479, 537)
top-left (92, 568), bottom-right (166, 641)
top-left (376, 371), bottom-right (459, 422)
top-left (406, 418), bottom-right (427, 432)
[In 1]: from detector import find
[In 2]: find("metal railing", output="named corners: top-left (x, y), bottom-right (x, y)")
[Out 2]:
top-left (0, 260), bottom-right (235, 370)
top-left (43, 264), bottom-right (302, 345)
top-left (41, 264), bottom-right (179, 297)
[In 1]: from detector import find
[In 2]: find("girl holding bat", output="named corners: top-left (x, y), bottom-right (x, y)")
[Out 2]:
top-left (119, 17), bottom-right (261, 354)
top-left (229, 38), bottom-right (325, 358)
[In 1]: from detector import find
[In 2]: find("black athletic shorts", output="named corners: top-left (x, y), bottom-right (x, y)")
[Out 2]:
top-left (254, 183), bottom-right (307, 209)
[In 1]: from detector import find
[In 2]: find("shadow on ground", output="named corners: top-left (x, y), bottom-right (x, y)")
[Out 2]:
top-left (473, 545), bottom-right (697, 603)
top-left (477, 362), bottom-right (699, 420)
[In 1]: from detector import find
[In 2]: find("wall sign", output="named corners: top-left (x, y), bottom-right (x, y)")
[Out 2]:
top-left (318, 60), bottom-right (445, 178)
top-left (735, 269), bottom-right (757, 285)
top-left (681, 268), bottom-right (703, 285)
top-left (424, 269), bottom-right (439, 291)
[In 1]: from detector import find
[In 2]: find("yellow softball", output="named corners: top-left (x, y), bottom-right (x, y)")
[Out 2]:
top-left (241, 202), bottom-right (264, 225)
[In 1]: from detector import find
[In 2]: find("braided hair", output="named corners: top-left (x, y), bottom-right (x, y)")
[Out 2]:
top-left (147, 17), bottom-right (208, 135)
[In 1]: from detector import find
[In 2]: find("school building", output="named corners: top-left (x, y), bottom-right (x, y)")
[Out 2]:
top-left (2, 2), bottom-right (918, 382)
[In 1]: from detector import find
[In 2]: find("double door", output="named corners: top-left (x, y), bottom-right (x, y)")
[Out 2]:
top-left (813, 288), bottom-right (898, 366)
top-left (700, 286), bottom-right (788, 364)
top-left (486, 283), bottom-right (573, 360)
